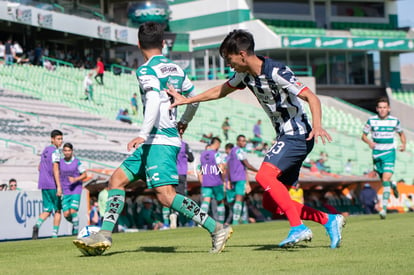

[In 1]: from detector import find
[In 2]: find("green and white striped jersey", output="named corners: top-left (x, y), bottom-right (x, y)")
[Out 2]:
top-left (363, 115), bottom-right (402, 151)
top-left (136, 55), bottom-right (195, 147)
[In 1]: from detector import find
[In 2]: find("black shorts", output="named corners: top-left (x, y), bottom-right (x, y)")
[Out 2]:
top-left (263, 134), bottom-right (314, 186)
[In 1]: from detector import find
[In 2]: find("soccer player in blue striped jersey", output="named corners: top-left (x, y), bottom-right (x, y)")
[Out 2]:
top-left (168, 29), bottom-right (345, 249)
top-left (362, 97), bottom-right (406, 219)
top-left (73, 22), bottom-right (233, 256)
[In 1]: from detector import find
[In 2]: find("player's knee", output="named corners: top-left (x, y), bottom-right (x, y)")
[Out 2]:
top-left (255, 162), bottom-right (282, 184)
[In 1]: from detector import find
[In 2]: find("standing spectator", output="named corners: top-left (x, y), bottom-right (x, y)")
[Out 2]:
top-left (83, 71), bottom-right (94, 101)
top-left (13, 41), bottom-right (23, 58)
top-left (95, 57), bottom-right (104, 85)
top-left (0, 41), bottom-right (5, 64)
top-left (60, 143), bottom-right (87, 235)
top-left (32, 129), bottom-right (63, 239)
top-left (198, 137), bottom-right (227, 224)
top-left (359, 183), bottom-right (378, 214)
top-left (221, 117), bottom-right (231, 141)
top-left (130, 93), bottom-right (138, 116)
top-left (252, 119), bottom-right (263, 148)
top-left (4, 38), bottom-right (14, 65)
top-left (168, 29), bottom-right (344, 249)
top-left (8, 178), bottom-right (21, 191)
top-left (253, 119), bottom-right (262, 139)
top-left (362, 97), bottom-right (406, 219)
top-left (226, 135), bottom-right (258, 225)
top-left (33, 44), bottom-right (43, 66)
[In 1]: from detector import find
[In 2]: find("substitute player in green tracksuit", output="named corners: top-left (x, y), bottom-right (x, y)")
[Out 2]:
top-left (73, 22), bottom-right (233, 256)
top-left (362, 97), bottom-right (406, 219)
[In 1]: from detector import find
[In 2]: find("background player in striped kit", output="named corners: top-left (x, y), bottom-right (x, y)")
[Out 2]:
top-left (362, 97), bottom-right (406, 219)
top-left (168, 29), bottom-right (345, 249)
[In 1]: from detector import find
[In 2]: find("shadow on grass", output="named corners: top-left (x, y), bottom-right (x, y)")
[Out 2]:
top-left (76, 246), bottom-right (206, 257)
top-left (228, 243), bottom-right (321, 251)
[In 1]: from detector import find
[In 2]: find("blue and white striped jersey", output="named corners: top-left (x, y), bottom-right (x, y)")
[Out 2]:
top-left (227, 56), bottom-right (312, 137)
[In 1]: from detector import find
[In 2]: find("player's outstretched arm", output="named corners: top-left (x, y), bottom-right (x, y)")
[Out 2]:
top-left (298, 88), bottom-right (332, 144)
top-left (167, 83), bottom-right (236, 108)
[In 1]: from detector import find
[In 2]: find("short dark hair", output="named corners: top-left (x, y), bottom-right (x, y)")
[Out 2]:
top-left (9, 178), bottom-right (16, 184)
top-left (51, 129), bottom-right (63, 138)
top-left (138, 21), bottom-right (164, 50)
top-left (209, 136), bottom-right (222, 145)
top-left (377, 97), bottom-right (389, 106)
top-left (219, 29), bottom-right (255, 58)
top-left (225, 143), bottom-right (234, 150)
top-left (237, 134), bottom-right (246, 141)
top-left (63, 142), bottom-right (73, 150)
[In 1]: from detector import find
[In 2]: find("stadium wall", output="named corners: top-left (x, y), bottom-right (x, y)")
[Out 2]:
top-left (0, 190), bottom-right (89, 240)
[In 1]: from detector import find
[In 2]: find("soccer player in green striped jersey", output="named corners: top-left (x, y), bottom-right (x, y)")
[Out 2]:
top-left (362, 97), bottom-right (406, 219)
top-left (73, 22), bottom-right (232, 256)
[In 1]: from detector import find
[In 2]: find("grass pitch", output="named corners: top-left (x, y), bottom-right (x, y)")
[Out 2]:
top-left (1, 213), bottom-right (413, 274)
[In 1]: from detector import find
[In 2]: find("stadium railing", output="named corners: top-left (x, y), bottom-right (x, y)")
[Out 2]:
top-left (0, 137), bottom-right (37, 154)
top-left (42, 56), bottom-right (74, 68)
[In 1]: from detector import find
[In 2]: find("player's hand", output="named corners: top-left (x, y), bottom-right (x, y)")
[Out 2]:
top-left (166, 84), bottom-right (188, 108)
top-left (68, 176), bottom-right (76, 183)
top-left (127, 137), bottom-right (145, 151)
top-left (400, 143), bottom-right (406, 152)
top-left (369, 141), bottom-right (376, 149)
top-left (307, 126), bottom-right (332, 144)
top-left (177, 122), bottom-right (188, 137)
top-left (56, 187), bottom-right (62, 197)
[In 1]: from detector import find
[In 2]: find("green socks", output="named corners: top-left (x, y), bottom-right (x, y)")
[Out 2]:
top-left (382, 181), bottom-right (391, 211)
top-left (101, 189), bottom-right (126, 232)
top-left (162, 206), bottom-right (171, 226)
top-left (232, 201), bottom-right (243, 225)
top-left (171, 194), bottom-right (216, 233)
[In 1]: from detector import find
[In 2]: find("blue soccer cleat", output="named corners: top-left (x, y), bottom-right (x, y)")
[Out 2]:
top-left (278, 225), bottom-right (313, 248)
top-left (324, 214), bottom-right (346, 249)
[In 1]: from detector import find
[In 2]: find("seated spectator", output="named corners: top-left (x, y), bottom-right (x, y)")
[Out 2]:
top-left (137, 197), bottom-right (163, 230)
top-left (8, 178), bottom-right (21, 191)
top-left (0, 183), bottom-right (8, 191)
top-left (359, 183), bottom-right (378, 214)
top-left (403, 195), bottom-right (414, 212)
top-left (116, 109), bottom-right (132, 124)
top-left (316, 158), bottom-right (331, 173)
top-left (43, 59), bottom-right (56, 71)
top-left (200, 132), bottom-right (213, 143)
top-left (89, 199), bottom-right (102, 226)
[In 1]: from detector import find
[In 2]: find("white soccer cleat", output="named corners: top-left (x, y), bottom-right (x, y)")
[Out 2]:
top-left (73, 231), bottom-right (112, 256)
top-left (210, 226), bottom-right (233, 254)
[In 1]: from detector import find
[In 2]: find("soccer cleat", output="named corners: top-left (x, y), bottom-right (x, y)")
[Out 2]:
top-left (210, 226), bottom-right (233, 254)
top-left (379, 210), bottom-right (387, 219)
top-left (73, 231), bottom-right (112, 256)
top-left (278, 225), bottom-right (313, 248)
top-left (324, 214), bottom-right (346, 249)
top-left (32, 226), bottom-right (39, 240)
